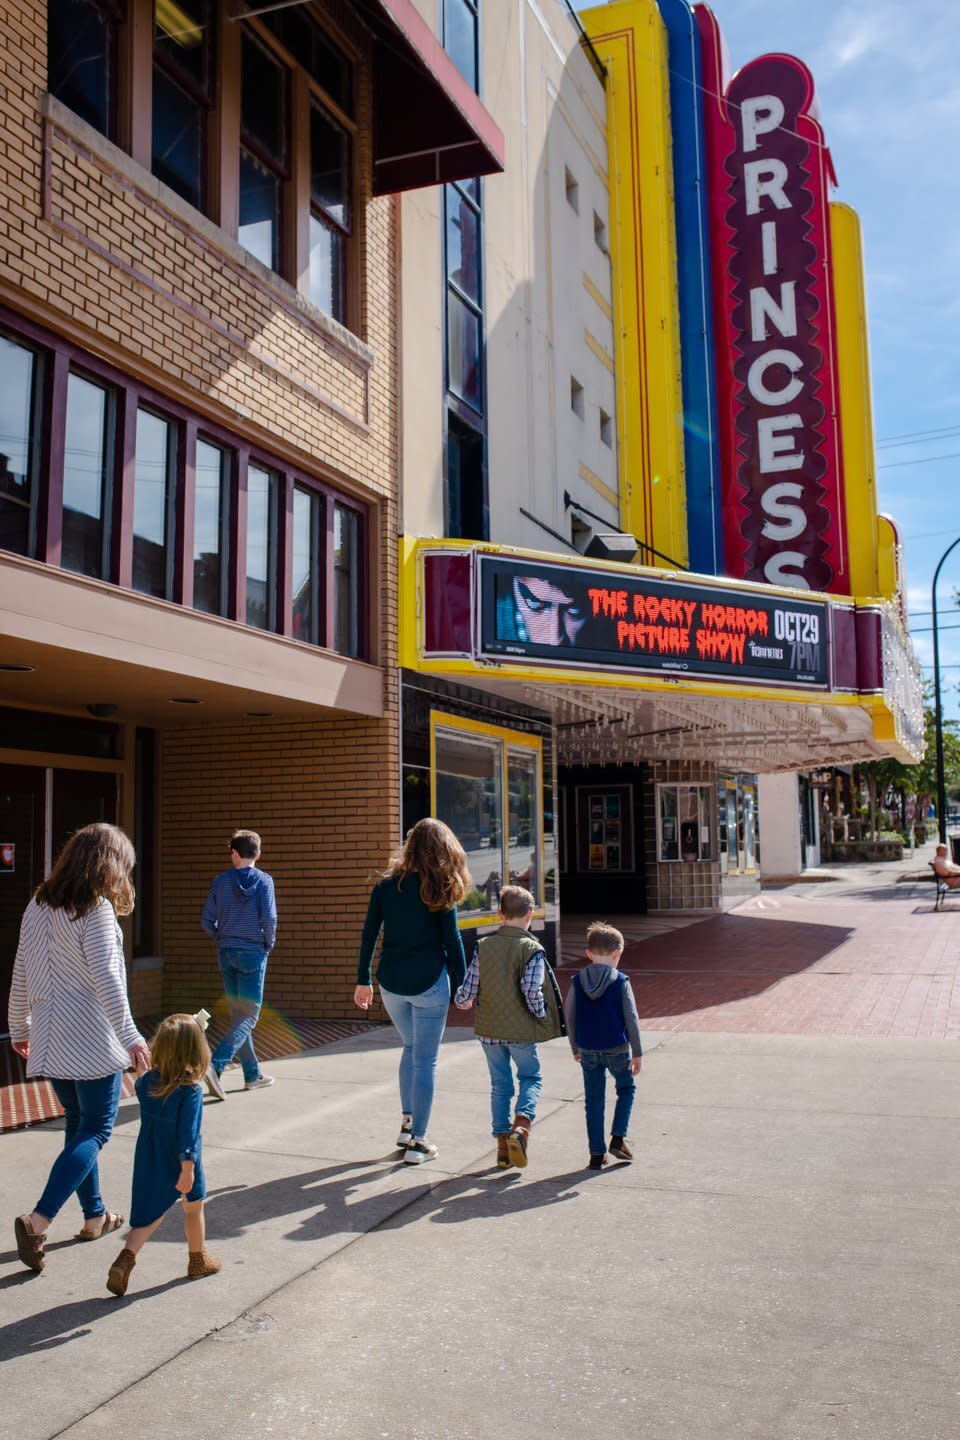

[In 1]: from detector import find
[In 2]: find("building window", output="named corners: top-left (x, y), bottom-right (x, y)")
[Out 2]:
top-left (432, 713), bottom-right (542, 919)
top-left (564, 166), bottom-right (579, 213)
top-left (442, 0), bottom-right (479, 90)
top-left (658, 784), bottom-right (715, 863)
top-left (446, 413), bottom-right (485, 543)
top-left (0, 334), bottom-right (41, 559)
top-left (239, 32), bottom-right (288, 272)
top-left (62, 371), bottom-right (114, 581)
top-left (593, 211), bottom-right (607, 253)
top-left (309, 104), bottom-right (350, 321)
top-left (192, 437), bottom-right (230, 616)
top-left (47, 0), bottom-right (123, 142)
top-left (0, 317), bottom-right (368, 655)
top-left (245, 462), bottom-right (279, 631)
top-left (132, 407), bottom-right (177, 600)
top-left (600, 408), bottom-right (612, 447)
top-left (292, 483), bottom-right (322, 645)
top-left (332, 502), bottom-right (360, 658)
top-left (153, 0), bottom-right (213, 212)
top-left (570, 376), bottom-right (584, 420)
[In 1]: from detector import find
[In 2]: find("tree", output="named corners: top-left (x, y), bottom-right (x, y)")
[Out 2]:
top-left (857, 694), bottom-right (960, 837)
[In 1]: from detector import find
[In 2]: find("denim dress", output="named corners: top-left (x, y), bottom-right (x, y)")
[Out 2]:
top-left (130, 1072), bottom-right (205, 1227)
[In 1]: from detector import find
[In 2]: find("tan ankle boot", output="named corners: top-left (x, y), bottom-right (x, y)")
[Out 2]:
top-left (507, 1114), bottom-right (531, 1169)
top-left (496, 1133), bottom-right (511, 1168)
top-left (187, 1248), bottom-right (221, 1279)
top-left (107, 1247), bottom-right (136, 1297)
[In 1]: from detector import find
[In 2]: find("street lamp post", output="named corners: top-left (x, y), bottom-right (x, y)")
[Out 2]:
top-left (931, 535), bottom-right (960, 844)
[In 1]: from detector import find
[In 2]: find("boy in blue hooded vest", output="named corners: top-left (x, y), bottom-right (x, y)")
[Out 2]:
top-left (201, 829), bottom-right (277, 1096)
top-left (564, 922), bottom-right (642, 1169)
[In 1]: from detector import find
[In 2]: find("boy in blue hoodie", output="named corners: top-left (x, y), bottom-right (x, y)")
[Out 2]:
top-left (563, 922), bottom-right (642, 1169)
top-left (201, 830), bottom-right (278, 1097)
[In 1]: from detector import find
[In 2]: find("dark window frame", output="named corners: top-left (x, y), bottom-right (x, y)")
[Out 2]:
top-left (0, 307), bottom-right (369, 660)
top-left (0, 328), bottom-right (45, 562)
top-left (61, 363), bottom-right (119, 584)
top-left (151, 0), bottom-right (215, 213)
top-left (46, 0), bottom-right (363, 332)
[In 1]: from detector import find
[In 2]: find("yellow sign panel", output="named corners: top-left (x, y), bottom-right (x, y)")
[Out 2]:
top-left (580, 1), bottom-right (687, 570)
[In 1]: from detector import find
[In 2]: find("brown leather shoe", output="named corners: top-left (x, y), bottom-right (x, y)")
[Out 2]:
top-left (507, 1114), bottom-right (531, 1169)
top-left (496, 1133), bottom-right (511, 1168)
top-left (187, 1248), bottom-right (221, 1279)
top-left (15, 1214), bottom-right (45, 1272)
top-left (106, 1247), bottom-right (137, 1296)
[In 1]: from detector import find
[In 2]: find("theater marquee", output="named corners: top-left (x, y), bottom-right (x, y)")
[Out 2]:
top-left (479, 555), bottom-right (828, 688)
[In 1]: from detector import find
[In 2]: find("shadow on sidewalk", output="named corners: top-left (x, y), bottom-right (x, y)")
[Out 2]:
top-left (610, 914), bottom-right (854, 1020)
top-left (0, 1277), bottom-right (190, 1360)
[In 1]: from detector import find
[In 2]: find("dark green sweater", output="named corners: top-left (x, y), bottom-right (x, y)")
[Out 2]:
top-left (357, 875), bottom-right (467, 995)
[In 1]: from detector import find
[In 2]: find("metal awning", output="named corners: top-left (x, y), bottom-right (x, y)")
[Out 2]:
top-left (355, 0), bottom-right (505, 193)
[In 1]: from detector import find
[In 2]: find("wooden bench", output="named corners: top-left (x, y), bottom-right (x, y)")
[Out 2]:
top-left (929, 862), bottom-right (960, 911)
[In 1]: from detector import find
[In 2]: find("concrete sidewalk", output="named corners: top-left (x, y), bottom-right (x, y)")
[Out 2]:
top-left (4, 1019), bottom-right (960, 1440)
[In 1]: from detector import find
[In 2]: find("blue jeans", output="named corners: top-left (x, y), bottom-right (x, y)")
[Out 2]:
top-left (36, 1072), bottom-right (123, 1222)
top-left (482, 1043), bottom-right (542, 1136)
top-left (212, 946), bottom-right (268, 1083)
top-left (581, 1048), bottom-right (635, 1156)
top-left (379, 969), bottom-right (450, 1138)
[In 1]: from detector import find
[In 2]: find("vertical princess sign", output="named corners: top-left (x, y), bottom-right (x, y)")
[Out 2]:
top-left (694, 6), bottom-right (848, 594)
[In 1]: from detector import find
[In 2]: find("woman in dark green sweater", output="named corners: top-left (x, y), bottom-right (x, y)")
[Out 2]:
top-left (354, 819), bottom-right (470, 1164)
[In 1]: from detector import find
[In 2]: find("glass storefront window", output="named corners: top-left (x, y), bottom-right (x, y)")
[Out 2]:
top-left (333, 502), bottom-right (359, 657)
top-left (435, 726), bottom-right (503, 915)
top-left (132, 408), bottom-right (176, 599)
top-left (292, 484), bottom-right (321, 644)
top-left (62, 371), bottom-right (113, 580)
top-left (193, 438), bottom-right (229, 615)
top-left (507, 747), bottom-right (539, 900)
top-left (245, 463), bottom-right (278, 630)
top-left (658, 784), bottom-right (714, 862)
top-left (743, 785), bottom-right (757, 870)
top-left (0, 335), bottom-right (39, 558)
top-left (433, 717), bottom-right (543, 917)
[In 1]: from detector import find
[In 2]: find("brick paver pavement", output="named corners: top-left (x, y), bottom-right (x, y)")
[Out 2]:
top-left (615, 874), bottom-right (960, 1038)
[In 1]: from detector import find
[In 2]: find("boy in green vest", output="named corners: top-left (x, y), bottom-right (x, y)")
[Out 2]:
top-left (454, 884), bottom-right (559, 1168)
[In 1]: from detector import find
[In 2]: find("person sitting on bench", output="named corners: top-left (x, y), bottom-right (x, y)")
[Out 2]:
top-left (933, 844), bottom-right (960, 889)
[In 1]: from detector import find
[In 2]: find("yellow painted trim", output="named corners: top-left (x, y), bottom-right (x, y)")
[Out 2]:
top-left (830, 203), bottom-right (879, 598)
top-left (876, 516), bottom-right (900, 602)
top-left (578, 462), bottom-right (619, 507)
top-left (582, 273), bottom-right (613, 320)
top-left (429, 710), bottom-right (545, 922)
top-left (580, 1), bottom-right (688, 570)
top-left (585, 329), bottom-right (616, 374)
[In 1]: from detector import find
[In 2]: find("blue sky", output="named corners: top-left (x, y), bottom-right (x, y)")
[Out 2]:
top-left (711, 0), bottom-right (960, 715)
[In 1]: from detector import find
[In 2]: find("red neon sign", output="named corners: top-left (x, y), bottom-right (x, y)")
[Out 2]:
top-left (695, 5), bottom-right (847, 594)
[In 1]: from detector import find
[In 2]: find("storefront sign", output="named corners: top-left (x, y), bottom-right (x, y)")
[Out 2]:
top-left (479, 556), bottom-right (828, 687)
top-left (696, 6), bottom-right (847, 594)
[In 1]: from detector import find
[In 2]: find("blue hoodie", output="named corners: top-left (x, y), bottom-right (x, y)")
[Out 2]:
top-left (201, 866), bottom-right (277, 953)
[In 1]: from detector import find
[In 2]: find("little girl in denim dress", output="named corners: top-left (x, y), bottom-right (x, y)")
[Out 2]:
top-left (106, 1014), bottom-right (221, 1296)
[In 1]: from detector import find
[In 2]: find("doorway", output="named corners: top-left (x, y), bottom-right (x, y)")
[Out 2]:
top-left (0, 764), bottom-right (118, 1033)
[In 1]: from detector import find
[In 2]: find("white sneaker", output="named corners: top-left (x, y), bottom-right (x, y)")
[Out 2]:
top-left (396, 1116), bottom-right (414, 1149)
top-left (244, 1074), bottom-right (276, 1090)
top-left (204, 1066), bottom-right (227, 1102)
top-left (403, 1139), bottom-right (438, 1165)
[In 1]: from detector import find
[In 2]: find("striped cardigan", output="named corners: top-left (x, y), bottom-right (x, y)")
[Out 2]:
top-left (8, 896), bottom-right (144, 1080)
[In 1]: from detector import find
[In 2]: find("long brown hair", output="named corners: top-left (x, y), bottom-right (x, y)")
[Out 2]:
top-left (384, 818), bottom-right (471, 913)
top-left (148, 1014), bottom-right (211, 1099)
top-left (35, 822), bottom-right (136, 918)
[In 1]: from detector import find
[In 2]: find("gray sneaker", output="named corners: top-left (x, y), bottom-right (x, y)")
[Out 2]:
top-left (204, 1066), bottom-right (227, 1102)
top-left (244, 1074), bottom-right (276, 1091)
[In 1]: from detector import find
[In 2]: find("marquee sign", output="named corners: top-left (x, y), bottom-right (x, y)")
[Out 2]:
top-left (478, 555), bottom-right (828, 689)
top-left (695, 5), bottom-right (847, 594)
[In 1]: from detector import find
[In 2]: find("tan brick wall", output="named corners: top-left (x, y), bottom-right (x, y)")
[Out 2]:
top-left (0, 4), bottom-right (402, 1016)
top-left (159, 712), bottom-right (398, 1020)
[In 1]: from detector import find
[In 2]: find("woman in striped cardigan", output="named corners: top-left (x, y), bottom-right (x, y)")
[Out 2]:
top-left (8, 822), bottom-right (150, 1273)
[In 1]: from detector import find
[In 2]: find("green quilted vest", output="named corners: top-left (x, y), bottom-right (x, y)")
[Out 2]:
top-left (474, 927), bottom-right (565, 1044)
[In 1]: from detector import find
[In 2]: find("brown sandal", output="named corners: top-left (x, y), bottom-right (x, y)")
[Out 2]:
top-left (15, 1214), bottom-right (46, 1272)
top-left (74, 1210), bottom-right (124, 1242)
